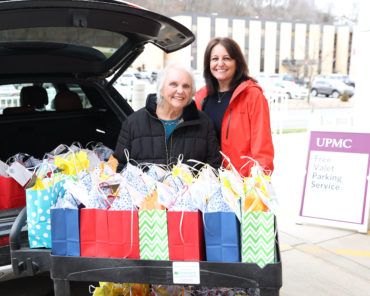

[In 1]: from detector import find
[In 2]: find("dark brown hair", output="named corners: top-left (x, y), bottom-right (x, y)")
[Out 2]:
top-left (203, 37), bottom-right (255, 96)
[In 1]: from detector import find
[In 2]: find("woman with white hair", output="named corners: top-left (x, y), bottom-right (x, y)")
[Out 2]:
top-left (114, 63), bottom-right (221, 170)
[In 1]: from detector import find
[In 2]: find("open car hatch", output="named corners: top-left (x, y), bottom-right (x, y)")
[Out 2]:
top-left (0, 0), bottom-right (195, 78)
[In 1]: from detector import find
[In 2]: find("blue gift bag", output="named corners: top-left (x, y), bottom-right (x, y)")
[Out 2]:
top-left (26, 179), bottom-right (66, 248)
top-left (203, 212), bottom-right (241, 262)
top-left (51, 208), bottom-right (80, 256)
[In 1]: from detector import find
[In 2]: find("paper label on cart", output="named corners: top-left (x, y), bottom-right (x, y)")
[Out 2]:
top-left (172, 262), bottom-right (200, 284)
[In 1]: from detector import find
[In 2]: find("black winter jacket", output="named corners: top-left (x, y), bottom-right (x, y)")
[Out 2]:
top-left (114, 94), bottom-right (221, 170)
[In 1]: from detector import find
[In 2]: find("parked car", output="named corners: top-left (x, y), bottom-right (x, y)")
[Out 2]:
top-left (311, 78), bottom-right (355, 98)
top-left (280, 74), bottom-right (306, 86)
top-left (279, 73), bottom-right (294, 82)
top-left (113, 72), bottom-right (143, 102)
top-left (0, 0), bottom-right (194, 291)
top-left (149, 69), bottom-right (159, 83)
top-left (271, 80), bottom-right (308, 99)
top-left (113, 72), bottom-right (156, 104)
top-left (254, 72), bottom-right (281, 84)
top-left (138, 69), bottom-right (152, 81)
top-left (315, 74), bottom-right (355, 88)
top-left (254, 72), bottom-right (305, 88)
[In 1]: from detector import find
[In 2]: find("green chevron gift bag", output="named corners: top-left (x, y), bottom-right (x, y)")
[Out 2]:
top-left (241, 211), bottom-right (275, 268)
top-left (138, 209), bottom-right (169, 260)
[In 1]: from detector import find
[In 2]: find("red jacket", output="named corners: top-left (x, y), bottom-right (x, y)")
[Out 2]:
top-left (195, 80), bottom-right (274, 176)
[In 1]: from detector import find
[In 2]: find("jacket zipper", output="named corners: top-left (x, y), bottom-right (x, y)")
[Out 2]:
top-left (162, 122), bottom-right (169, 165)
top-left (147, 110), bottom-right (169, 165)
top-left (226, 108), bottom-right (232, 140)
top-left (167, 124), bottom-right (182, 165)
top-left (168, 133), bottom-right (173, 164)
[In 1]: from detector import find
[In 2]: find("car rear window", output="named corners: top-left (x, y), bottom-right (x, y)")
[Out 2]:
top-left (0, 83), bottom-right (92, 115)
top-left (0, 27), bottom-right (127, 58)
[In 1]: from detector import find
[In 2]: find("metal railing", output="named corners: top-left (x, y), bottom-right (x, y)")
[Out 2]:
top-left (265, 92), bottom-right (288, 135)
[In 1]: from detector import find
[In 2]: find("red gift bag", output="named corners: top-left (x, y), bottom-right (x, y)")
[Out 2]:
top-left (167, 211), bottom-right (205, 261)
top-left (80, 208), bottom-right (139, 259)
top-left (108, 210), bottom-right (140, 258)
top-left (80, 209), bottom-right (110, 258)
top-left (0, 176), bottom-right (26, 210)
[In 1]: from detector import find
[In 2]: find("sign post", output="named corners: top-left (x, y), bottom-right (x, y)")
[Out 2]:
top-left (299, 131), bottom-right (370, 233)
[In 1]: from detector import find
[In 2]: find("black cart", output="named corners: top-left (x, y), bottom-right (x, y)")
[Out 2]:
top-left (10, 208), bottom-right (282, 296)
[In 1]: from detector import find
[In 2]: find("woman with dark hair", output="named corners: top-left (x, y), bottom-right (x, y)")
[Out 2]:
top-left (195, 37), bottom-right (274, 176)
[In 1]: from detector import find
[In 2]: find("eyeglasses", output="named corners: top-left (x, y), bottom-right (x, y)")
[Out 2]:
top-left (210, 56), bottom-right (233, 63)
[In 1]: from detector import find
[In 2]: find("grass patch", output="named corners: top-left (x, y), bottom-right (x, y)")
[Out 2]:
top-left (273, 128), bottom-right (307, 134)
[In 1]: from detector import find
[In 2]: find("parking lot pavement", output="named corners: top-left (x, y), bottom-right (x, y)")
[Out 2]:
top-left (283, 97), bottom-right (354, 110)
top-left (272, 132), bottom-right (370, 296)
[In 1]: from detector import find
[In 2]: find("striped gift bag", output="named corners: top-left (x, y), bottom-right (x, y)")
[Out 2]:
top-left (138, 209), bottom-right (169, 260)
top-left (241, 211), bottom-right (275, 267)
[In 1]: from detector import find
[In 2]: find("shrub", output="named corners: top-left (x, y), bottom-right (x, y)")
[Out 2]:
top-left (340, 91), bottom-right (350, 102)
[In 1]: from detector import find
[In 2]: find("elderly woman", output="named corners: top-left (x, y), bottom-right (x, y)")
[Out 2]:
top-left (114, 63), bottom-right (221, 170)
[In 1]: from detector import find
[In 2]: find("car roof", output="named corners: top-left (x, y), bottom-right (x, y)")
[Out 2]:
top-left (314, 78), bottom-right (343, 85)
top-left (0, 0), bottom-right (195, 79)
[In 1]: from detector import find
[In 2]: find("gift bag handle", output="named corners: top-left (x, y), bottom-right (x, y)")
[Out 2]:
top-left (49, 144), bottom-right (84, 180)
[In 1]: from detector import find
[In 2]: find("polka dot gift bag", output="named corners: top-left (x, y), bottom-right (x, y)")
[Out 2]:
top-left (26, 173), bottom-right (67, 248)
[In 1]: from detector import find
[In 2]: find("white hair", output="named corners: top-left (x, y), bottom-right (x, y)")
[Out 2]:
top-left (156, 63), bottom-right (196, 105)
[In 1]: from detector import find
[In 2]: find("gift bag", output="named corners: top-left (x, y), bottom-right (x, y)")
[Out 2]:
top-left (138, 209), bottom-right (169, 260)
top-left (108, 210), bottom-right (140, 258)
top-left (26, 178), bottom-right (66, 248)
top-left (54, 150), bottom-right (90, 175)
top-left (241, 211), bottom-right (275, 267)
top-left (203, 212), bottom-right (240, 262)
top-left (51, 208), bottom-right (80, 256)
top-left (167, 211), bottom-right (205, 261)
top-left (80, 209), bottom-right (139, 259)
top-left (51, 185), bottom-right (81, 256)
top-left (80, 209), bottom-right (108, 257)
top-left (0, 176), bottom-right (26, 210)
top-left (92, 282), bottom-right (150, 296)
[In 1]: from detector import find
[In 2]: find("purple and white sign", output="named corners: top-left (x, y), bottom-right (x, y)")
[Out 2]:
top-left (300, 131), bottom-right (370, 228)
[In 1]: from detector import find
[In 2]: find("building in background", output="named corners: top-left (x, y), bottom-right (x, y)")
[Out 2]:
top-left (132, 12), bottom-right (356, 80)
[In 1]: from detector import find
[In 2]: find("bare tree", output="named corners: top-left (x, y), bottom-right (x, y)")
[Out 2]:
top-left (132, 0), bottom-right (337, 23)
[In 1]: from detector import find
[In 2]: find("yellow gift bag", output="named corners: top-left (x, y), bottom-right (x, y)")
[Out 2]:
top-left (54, 150), bottom-right (89, 175)
top-left (92, 282), bottom-right (150, 296)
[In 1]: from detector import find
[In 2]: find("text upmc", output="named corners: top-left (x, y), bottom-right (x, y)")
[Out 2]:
top-left (316, 138), bottom-right (352, 149)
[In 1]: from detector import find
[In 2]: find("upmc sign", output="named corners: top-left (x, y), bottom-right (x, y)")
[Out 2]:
top-left (311, 132), bottom-right (370, 153)
top-left (300, 131), bottom-right (370, 233)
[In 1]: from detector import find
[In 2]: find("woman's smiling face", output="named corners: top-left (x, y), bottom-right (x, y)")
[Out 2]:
top-left (160, 67), bottom-right (192, 112)
top-left (210, 44), bottom-right (236, 88)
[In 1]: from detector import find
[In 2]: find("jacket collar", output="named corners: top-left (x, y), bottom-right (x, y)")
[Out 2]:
top-left (145, 93), bottom-right (200, 121)
top-left (196, 79), bottom-right (262, 107)
top-left (230, 80), bottom-right (258, 103)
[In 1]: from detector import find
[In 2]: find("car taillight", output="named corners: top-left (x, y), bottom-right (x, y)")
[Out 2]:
top-left (122, 1), bottom-right (146, 10)
top-left (0, 236), bottom-right (10, 246)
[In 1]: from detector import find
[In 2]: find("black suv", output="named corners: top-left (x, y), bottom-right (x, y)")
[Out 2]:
top-left (0, 0), bottom-right (193, 293)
